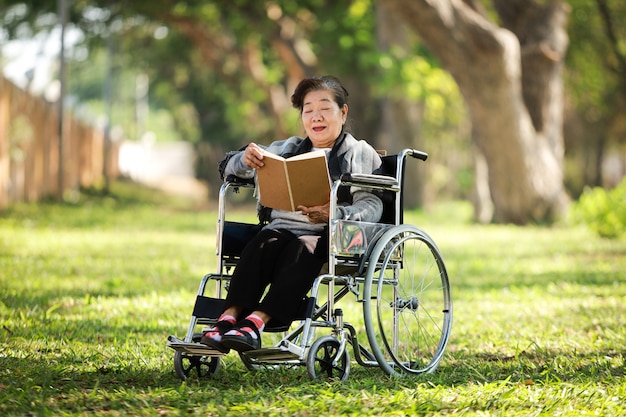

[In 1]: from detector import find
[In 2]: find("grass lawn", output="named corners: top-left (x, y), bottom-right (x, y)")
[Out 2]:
top-left (1, 180), bottom-right (624, 416)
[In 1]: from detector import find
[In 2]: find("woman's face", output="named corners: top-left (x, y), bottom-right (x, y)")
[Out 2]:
top-left (301, 89), bottom-right (348, 148)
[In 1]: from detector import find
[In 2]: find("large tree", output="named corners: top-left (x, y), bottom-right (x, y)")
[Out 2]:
top-left (380, 0), bottom-right (571, 224)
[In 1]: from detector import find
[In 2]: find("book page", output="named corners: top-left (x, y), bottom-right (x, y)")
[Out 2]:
top-left (256, 152), bottom-right (292, 210)
top-left (285, 152), bottom-right (331, 209)
top-left (260, 151), bottom-right (286, 163)
top-left (287, 149), bottom-right (327, 161)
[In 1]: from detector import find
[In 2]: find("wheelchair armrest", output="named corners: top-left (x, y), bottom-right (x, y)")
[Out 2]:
top-left (339, 173), bottom-right (399, 188)
top-left (224, 175), bottom-right (255, 186)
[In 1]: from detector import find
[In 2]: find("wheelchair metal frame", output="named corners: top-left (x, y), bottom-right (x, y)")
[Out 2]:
top-left (167, 148), bottom-right (452, 381)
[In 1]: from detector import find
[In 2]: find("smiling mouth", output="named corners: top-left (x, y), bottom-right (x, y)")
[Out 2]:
top-left (312, 126), bottom-right (325, 132)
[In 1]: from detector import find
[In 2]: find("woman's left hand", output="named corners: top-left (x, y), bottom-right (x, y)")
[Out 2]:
top-left (298, 203), bottom-right (330, 224)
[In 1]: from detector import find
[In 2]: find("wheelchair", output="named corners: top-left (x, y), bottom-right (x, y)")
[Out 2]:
top-left (167, 148), bottom-right (452, 381)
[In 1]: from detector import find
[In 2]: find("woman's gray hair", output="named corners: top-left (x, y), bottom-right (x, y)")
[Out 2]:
top-left (290, 75), bottom-right (349, 112)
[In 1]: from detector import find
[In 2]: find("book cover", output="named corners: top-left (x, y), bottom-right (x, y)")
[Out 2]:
top-left (256, 149), bottom-right (331, 211)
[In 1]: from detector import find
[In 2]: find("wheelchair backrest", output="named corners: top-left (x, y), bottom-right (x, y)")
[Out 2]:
top-left (377, 154), bottom-right (403, 226)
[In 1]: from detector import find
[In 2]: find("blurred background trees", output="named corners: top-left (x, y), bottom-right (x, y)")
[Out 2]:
top-left (1, 0), bottom-right (624, 226)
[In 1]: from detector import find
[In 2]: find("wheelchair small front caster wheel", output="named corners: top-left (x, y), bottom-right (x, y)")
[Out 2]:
top-left (173, 351), bottom-right (220, 380)
top-left (306, 336), bottom-right (350, 381)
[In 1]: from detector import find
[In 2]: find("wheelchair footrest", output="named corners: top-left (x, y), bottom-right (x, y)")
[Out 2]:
top-left (242, 347), bottom-right (301, 362)
top-left (167, 335), bottom-right (226, 357)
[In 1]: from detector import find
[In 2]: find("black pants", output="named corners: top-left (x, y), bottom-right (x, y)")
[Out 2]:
top-left (224, 228), bottom-right (326, 327)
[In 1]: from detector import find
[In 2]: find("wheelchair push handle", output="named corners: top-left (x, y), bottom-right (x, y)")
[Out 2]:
top-left (407, 149), bottom-right (428, 161)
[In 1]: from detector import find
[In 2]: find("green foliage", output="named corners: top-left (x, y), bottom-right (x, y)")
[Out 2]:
top-left (571, 178), bottom-right (626, 238)
top-left (565, 0), bottom-right (626, 119)
top-left (564, 0), bottom-right (626, 194)
top-left (8, 0), bottom-right (626, 214)
top-left (1, 184), bottom-right (625, 416)
top-left (1, 0), bottom-right (473, 193)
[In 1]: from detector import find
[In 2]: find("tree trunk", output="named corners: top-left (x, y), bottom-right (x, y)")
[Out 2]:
top-left (471, 142), bottom-right (494, 223)
top-left (379, 0), bottom-right (571, 224)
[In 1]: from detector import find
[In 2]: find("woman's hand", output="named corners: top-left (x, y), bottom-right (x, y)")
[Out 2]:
top-left (298, 202), bottom-right (330, 224)
top-left (243, 142), bottom-right (265, 169)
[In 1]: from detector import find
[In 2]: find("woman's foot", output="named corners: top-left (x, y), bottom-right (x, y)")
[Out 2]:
top-left (199, 315), bottom-right (236, 353)
top-left (221, 314), bottom-right (265, 352)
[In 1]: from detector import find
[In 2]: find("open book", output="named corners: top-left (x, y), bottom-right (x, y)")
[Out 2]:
top-left (256, 149), bottom-right (331, 211)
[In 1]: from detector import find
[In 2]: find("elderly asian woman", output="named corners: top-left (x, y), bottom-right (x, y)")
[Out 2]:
top-left (201, 75), bottom-right (383, 353)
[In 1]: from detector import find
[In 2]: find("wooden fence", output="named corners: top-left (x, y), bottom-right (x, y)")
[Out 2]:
top-left (0, 75), bottom-right (119, 209)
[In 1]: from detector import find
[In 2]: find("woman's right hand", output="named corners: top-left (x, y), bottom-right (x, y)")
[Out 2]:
top-left (243, 142), bottom-right (265, 169)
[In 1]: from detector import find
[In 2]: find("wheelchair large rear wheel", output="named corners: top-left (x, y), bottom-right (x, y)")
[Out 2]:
top-left (363, 224), bottom-right (452, 376)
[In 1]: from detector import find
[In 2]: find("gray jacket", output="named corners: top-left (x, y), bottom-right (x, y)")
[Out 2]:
top-left (224, 133), bottom-right (383, 236)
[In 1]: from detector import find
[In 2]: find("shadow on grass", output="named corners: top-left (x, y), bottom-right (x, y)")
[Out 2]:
top-left (2, 283), bottom-right (195, 312)
top-left (2, 343), bottom-right (623, 393)
top-left (0, 348), bottom-right (325, 415)
top-left (446, 249), bottom-right (626, 292)
top-left (2, 324), bottom-right (624, 416)
top-left (0, 179), bottom-right (215, 232)
top-left (438, 346), bottom-right (625, 386)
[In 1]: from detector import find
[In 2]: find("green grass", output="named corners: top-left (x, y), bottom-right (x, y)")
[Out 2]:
top-left (1, 181), bottom-right (624, 416)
